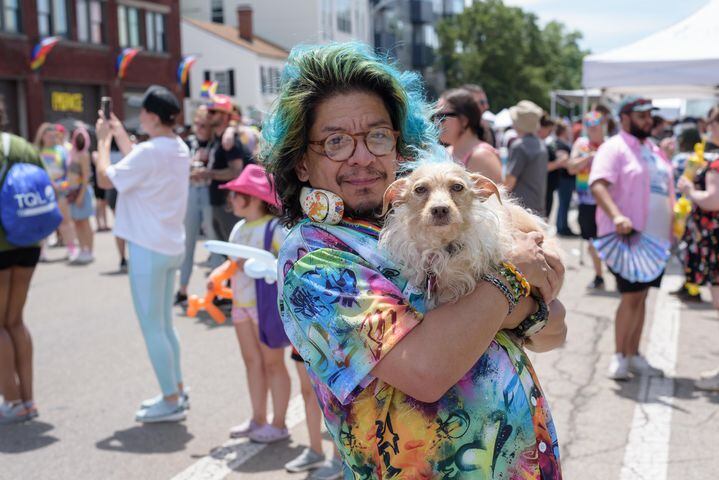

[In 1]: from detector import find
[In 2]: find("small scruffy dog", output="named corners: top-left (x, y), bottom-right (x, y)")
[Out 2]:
top-left (379, 161), bottom-right (550, 307)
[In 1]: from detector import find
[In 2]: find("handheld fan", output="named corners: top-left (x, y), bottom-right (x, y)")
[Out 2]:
top-left (204, 240), bottom-right (278, 283)
top-left (593, 232), bottom-right (670, 283)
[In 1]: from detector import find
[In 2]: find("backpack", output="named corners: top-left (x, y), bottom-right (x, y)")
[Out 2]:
top-left (0, 133), bottom-right (63, 246)
top-left (256, 218), bottom-right (290, 349)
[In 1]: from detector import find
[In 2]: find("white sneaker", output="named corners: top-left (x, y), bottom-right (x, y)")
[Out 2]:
top-left (69, 250), bottom-right (94, 265)
top-left (628, 354), bottom-right (664, 377)
top-left (695, 369), bottom-right (719, 391)
top-left (607, 353), bottom-right (630, 380)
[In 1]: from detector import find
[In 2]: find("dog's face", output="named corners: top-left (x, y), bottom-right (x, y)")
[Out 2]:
top-left (382, 163), bottom-right (500, 243)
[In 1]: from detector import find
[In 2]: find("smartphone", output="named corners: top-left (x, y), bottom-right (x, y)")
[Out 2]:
top-left (101, 96), bottom-right (112, 120)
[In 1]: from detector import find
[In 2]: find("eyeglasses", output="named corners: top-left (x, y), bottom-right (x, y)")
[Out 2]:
top-left (308, 127), bottom-right (399, 162)
top-left (431, 111), bottom-right (459, 124)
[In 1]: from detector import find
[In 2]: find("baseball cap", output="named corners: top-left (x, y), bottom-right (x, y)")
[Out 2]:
top-left (207, 94), bottom-right (233, 114)
top-left (142, 85), bottom-right (181, 123)
top-left (617, 96), bottom-right (658, 116)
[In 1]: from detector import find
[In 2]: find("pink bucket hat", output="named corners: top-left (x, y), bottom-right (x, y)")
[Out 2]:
top-left (220, 164), bottom-right (281, 208)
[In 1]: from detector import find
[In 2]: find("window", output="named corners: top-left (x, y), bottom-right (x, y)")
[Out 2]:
top-left (0, 0), bottom-right (21, 33)
top-left (38, 0), bottom-right (68, 37)
top-left (117, 4), bottom-right (140, 47)
top-left (260, 66), bottom-right (281, 95)
top-left (205, 70), bottom-right (235, 96)
top-left (336, 0), bottom-right (351, 33)
top-left (76, 0), bottom-right (104, 43)
top-left (145, 11), bottom-right (165, 52)
top-left (211, 0), bottom-right (223, 23)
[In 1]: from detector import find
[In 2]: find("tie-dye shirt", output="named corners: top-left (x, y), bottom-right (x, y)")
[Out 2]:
top-left (572, 137), bottom-right (602, 206)
top-left (278, 218), bottom-right (561, 479)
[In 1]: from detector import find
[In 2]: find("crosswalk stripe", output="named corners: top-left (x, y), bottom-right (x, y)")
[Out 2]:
top-left (619, 275), bottom-right (682, 480)
top-left (171, 395), bottom-right (306, 480)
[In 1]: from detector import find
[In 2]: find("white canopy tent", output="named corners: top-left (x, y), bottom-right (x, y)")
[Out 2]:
top-left (582, 0), bottom-right (719, 99)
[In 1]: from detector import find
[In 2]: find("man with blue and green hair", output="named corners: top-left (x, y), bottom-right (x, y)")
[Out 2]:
top-left (265, 43), bottom-right (566, 479)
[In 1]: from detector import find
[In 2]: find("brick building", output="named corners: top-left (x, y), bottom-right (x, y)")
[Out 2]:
top-left (0, 0), bottom-right (182, 139)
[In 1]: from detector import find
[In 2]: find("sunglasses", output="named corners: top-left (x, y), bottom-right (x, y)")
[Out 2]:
top-left (308, 127), bottom-right (399, 162)
top-left (431, 111), bottom-right (459, 123)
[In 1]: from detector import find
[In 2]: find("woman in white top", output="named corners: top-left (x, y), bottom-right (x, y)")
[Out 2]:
top-left (94, 85), bottom-right (191, 423)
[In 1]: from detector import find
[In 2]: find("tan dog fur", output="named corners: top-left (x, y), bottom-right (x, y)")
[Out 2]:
top-left (379, 162), bottom-right (556, 307)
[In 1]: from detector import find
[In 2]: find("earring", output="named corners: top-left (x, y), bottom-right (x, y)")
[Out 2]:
top-left (300, 186), bottom-right (344, 224)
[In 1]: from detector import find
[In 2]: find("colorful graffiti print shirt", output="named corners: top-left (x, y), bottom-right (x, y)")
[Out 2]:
top-left (278, 218), bottom-right (561, 479)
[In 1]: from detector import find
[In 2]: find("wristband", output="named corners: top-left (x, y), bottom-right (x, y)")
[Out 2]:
top-left (498, 262), bottom-right (531, 298)
top-left (512, 294), bottom-right (549, 339)
top-left (481, 273), bottom-right (519, 315)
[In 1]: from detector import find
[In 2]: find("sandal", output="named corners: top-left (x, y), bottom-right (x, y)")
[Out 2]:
top-left (229, 419), bottom-right (261, 439)
top-left (248, 424), bottom-right (290, 444)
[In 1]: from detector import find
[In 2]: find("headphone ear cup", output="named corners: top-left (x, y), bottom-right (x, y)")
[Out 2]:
top-left (300, 186), bottom-right (344, 224)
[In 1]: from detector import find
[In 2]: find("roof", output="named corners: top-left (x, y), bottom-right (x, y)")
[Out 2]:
top-left (183, 17), bottom-right (289, 60)
top-left (582, 0), bottom-right (719, 97)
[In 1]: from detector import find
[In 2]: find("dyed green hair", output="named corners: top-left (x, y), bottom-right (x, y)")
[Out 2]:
top-left (261, 42), bottom-right (437, 226)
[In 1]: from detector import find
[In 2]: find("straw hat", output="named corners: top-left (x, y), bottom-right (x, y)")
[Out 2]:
top-left (509, 100), bottom-right (543, 133)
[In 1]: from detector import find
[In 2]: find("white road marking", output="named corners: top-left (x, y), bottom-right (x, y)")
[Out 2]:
top-left (619, 275), bottom-right (682, 480)
top-left (171, 395), bottom-right (306, 480)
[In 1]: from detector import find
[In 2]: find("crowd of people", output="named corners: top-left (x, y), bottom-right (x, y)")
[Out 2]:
top-left (1, 40), bottom-right (718, 479)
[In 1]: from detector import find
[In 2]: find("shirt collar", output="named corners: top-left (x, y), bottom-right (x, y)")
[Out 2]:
top-left (619, 129), bottom-right (648, 150)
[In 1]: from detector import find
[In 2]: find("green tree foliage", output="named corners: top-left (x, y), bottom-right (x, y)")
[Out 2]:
top-left (436, 0), bottom-right (588, 111)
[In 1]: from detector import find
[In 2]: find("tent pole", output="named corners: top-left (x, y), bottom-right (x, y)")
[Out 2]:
top-left (551, 92), bottom-right (557, 118)
top-left (582, 89), bottom-right (588, 117)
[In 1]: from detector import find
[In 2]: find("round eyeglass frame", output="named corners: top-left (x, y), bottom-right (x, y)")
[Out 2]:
top-left (307, 127), bottom-right (400, 162)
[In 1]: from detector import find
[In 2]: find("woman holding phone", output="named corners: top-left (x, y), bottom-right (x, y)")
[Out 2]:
top-left (94, 85), bottom-right (191, 423)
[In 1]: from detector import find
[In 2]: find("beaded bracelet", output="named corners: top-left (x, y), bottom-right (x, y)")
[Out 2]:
top-left (481, 273), bottom-right (520, 315)
top-left (499, 261), bottom-right (531, 297)
top-left (512, 294), bottom-right (549, 339)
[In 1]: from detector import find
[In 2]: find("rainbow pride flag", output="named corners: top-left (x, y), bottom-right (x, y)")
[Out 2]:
top-left (30, 37), bottom-right (61, 70)
top-left (200, 80), bottom-right (218, 98)
top-left (177, 55), bottom-right (197, 86)
top-left (116, 48), bottom-right (140, 79)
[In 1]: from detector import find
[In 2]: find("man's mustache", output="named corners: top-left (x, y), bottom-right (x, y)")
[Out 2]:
top-left (337, 168), bottom-right (387, 184)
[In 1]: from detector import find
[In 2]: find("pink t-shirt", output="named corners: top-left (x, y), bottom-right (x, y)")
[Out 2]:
top-left (589, 130), bottom-right (675, 237)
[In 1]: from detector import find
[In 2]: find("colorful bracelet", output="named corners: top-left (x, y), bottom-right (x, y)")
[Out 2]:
top-left (499, 261), bottom-right (531, 297)
top-left (481, 273), bottom-right (520, 315)
top-left (512, 294), bottom-right (549, 339)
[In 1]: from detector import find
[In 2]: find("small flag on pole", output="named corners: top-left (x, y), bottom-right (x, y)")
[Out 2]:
top-left (200, 81), bottom-right (218, 98)
top-left (30, 37), bottom-right (61, 70)
top-left (177, 55), bottom-right (197, 86)
top-left (116, 48), bottom-right (141, 79)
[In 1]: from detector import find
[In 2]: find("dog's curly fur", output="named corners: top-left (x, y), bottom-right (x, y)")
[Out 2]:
top-left (379, 162), bottom-right (550, 307)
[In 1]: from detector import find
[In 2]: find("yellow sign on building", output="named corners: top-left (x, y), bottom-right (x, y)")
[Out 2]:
top-left (51, 92), bottom-right (84, 112)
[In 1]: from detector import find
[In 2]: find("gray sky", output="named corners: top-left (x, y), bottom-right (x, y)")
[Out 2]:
top-left (501, 0), bottom-right (710, 53)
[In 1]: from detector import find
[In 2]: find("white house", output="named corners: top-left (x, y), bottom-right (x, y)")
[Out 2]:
top-left (181, 10), bottom-right (288, 123)
top-left (181, 0), bottom-right (371, 51)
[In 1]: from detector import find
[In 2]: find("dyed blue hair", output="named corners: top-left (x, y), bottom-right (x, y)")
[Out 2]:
top-left (261, 42), bottom-right (438, 225)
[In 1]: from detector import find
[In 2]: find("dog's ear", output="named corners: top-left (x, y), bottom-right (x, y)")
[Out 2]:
top-left (469, 173), bottom-right (502, 204)
top-left (381, 178), bottom-right (409, 216)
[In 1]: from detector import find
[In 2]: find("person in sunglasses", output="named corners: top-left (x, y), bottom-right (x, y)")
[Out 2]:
top-left (435, 88), bottom-right (502, 184)
top-left (265, 43), bottom-right (566, 479)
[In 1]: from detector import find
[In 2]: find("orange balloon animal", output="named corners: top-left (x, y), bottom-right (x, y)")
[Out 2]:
top-left (186, 261), bottom-right (238, 324)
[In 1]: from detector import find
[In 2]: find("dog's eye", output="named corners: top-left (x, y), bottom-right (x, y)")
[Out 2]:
top-left (451, 183), bottom-right (464, 192)
top-left (414, 185), bottom-right (427, 194)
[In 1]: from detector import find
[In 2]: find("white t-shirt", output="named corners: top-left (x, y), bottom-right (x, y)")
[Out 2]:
top-left (107, 136), bottom-right (190, 256)
top-left (229, 216), bottom-right (284, 309)
top-left (641, 144), bottom-right (672, 242)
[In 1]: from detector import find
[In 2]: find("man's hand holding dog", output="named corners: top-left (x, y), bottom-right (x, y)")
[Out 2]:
top-left (508, 231), bottom-right (564, 303)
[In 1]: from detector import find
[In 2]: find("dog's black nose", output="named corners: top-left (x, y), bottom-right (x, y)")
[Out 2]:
top-left (431, 205), bottom-right (449, 217)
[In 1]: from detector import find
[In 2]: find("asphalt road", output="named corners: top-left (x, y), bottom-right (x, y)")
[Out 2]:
top-left (1, 230), bottom-right (718, 479)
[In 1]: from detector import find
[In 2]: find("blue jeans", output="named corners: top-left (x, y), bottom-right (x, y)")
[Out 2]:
top-left (179, 185), bottom-right (217, 288)
top-left (128, 242), bottom-right (184, 396)
top-left (556, 176), bottom-right (575, 233)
